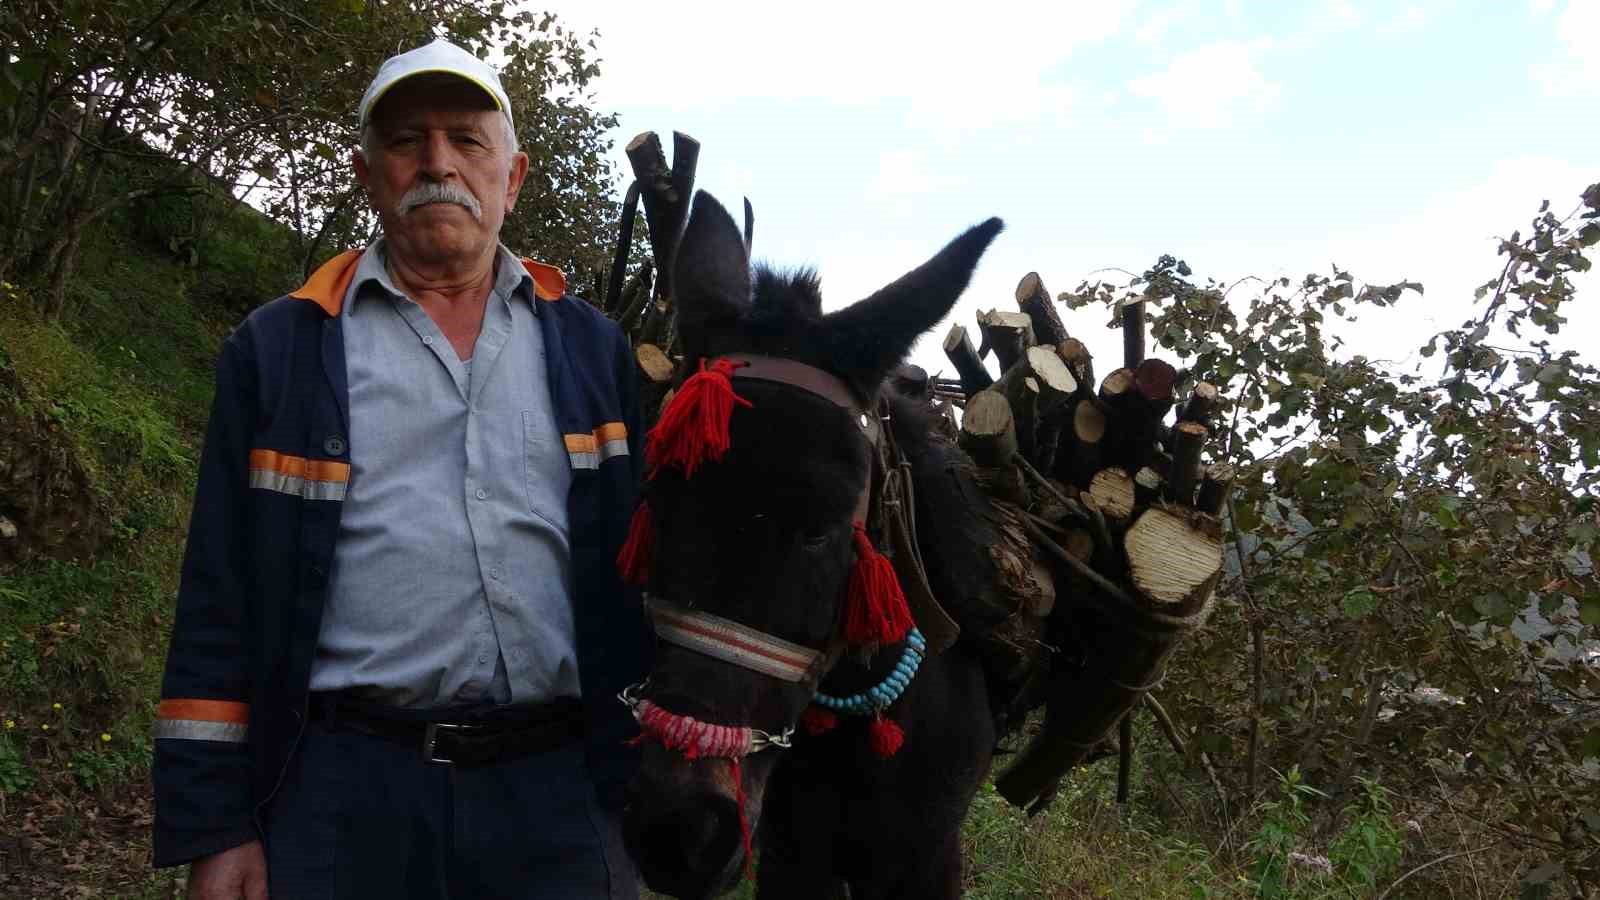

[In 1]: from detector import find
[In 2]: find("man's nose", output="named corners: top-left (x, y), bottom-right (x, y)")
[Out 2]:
top-left (417, 132), bottom-right (458, 181)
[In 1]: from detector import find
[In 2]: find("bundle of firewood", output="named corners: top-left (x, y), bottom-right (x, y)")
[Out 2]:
top-left (933, 272), bottom-right (1226, 810)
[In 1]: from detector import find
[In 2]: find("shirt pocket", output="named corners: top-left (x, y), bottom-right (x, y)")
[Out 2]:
top-left (522, 410), bottom-right (565, 515)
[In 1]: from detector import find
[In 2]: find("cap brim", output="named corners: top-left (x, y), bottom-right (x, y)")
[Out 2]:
top-left (362, 68), bottom-right (504, 126)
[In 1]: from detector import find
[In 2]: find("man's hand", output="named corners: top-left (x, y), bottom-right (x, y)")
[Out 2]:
top-left (187, 840), bottom-right (268, 900)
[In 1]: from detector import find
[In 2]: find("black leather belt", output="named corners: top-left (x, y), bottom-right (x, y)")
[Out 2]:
top-left (308, 692), bottom-right (584, 767)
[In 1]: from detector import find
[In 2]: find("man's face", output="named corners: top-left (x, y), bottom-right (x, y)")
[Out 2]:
top-left (353, 75), bottom-right (528, 269)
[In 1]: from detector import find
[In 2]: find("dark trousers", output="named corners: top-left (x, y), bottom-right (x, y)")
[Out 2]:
top-left (263, 717), bottom-right (638, 899)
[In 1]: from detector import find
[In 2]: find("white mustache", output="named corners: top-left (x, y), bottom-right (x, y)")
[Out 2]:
top-left (398, 181), bottom-right (482, 221)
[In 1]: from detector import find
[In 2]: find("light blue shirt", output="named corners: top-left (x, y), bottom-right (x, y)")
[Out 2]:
top-left (309, 240), bottom-right (580, 707)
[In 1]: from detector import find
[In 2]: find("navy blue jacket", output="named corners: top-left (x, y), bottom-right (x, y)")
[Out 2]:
top-left (151, 250), bottom-right (653, 867)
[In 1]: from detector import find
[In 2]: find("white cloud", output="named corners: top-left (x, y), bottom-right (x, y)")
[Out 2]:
top-left (1532, 0), bottom-right (1600, 96)
top-left (866, 150), bottom-right (944, 201)
top-left (540, 0), bottom-right (1130, 130)
top-left (1377, 5), bottom-right (1429, 35)
top-left (1127, 39), bottom-right (1280, 130)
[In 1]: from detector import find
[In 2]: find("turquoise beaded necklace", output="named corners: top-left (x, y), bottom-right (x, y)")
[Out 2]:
top-left (812, 627), bottom-right (926, 715)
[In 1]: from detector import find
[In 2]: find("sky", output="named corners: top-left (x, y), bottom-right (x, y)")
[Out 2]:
top-left (539, 0), bottom-right (1597, 378)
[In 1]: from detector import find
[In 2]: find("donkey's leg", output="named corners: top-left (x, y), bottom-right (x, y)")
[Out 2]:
top-left (754, 758), bottom-right (849, 900)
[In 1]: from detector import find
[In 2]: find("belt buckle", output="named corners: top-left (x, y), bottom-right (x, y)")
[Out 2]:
top-left (422, 722), bottom-right (473, 765)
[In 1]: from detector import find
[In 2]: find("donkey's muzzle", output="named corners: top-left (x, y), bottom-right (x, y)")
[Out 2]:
top-left (623, 770), bottom-right (745, 898)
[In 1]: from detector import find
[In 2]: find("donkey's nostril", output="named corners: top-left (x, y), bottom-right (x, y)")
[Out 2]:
top-left (679, 797), bottom-right (741, 876)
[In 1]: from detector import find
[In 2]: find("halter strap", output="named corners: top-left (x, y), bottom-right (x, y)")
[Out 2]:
top-left (646, 596), bottom-right (826, 683)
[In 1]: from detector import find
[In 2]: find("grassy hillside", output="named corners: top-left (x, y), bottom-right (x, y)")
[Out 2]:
top-left (0, 190), bottom-right (295, 897)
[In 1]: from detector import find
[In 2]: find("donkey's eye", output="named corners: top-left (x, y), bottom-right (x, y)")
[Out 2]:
top-left (802, 528), bottom-right (832, 549)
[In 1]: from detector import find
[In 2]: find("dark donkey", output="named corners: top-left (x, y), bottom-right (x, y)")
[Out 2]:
top-left (619, 191), bottom-right (1007, 898)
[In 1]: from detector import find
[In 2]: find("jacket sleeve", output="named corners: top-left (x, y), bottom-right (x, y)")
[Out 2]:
top-left (151, 330), bottom-right (261, 867)
top-left (583, 321), bottom-right (656, 810)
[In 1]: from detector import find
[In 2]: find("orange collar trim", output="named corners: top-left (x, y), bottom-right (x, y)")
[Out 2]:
top-left (289, 248), bottom-right (567, 316)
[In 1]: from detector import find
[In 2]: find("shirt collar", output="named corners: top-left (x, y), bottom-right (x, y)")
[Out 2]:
top-left (343, 239), bottom-right (537, 317)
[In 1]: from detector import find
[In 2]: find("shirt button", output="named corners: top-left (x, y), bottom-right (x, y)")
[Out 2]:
top-left (490, 565), bottom-right (503, 579)
top-left (323, 435), bottom-right (346, 456)
top-left (475, 488), bottom-right (488, 500)
top-left (422, 335), bottom-right (434, 345)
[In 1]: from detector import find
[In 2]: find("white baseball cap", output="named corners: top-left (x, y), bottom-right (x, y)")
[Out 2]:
top-left (358, 37), bottom-right (514, 133)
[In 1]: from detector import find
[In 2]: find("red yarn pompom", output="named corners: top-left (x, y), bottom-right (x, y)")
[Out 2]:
top-left (843, 522), bottom-right (913, 646)
top-left (868, 715), bottom-right (905, 758)
top-left (800, 706), bottom-right (838, 736)
top-left (645, 358), bottom-right (751, 477)
top-left (617, 502), bottom-right (656, 586)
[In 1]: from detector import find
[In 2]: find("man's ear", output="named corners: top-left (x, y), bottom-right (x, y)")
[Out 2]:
top-left (352, 148), bottom-right (371, 193)
top-left (504, 151), bottom-right (529, 212)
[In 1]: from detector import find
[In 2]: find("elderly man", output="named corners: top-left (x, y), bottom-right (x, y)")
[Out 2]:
top-left (150, 38), bottom-right (651, 899)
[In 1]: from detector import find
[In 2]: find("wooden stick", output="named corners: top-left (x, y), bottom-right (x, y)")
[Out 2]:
top-left (1062, 398), bottom-right (1107, 488)
top-left (1168, 421), bottom-right (1208, 505)
top-left (943, 323), bottom-right (993, 395)
top-left (1015, 453), bottom-right (1088, 522)
top-left (1015, 271), bottom-right (1069, 347)
top-left (1122, 299), bottom-right (1145, 369)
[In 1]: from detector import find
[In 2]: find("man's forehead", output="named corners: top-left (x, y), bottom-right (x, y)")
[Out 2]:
top-left (369, 74), bottom-right (500, 126)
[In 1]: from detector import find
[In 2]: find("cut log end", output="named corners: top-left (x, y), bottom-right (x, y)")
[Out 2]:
top-left (635, 343), bottom-right (674, 383)
top-left (1087, 468), bottom-right (1137, 524)
top-left (1125, 505), bottom-right (1224, 608)
top-left (959, 390), bottom-right (1018, 467)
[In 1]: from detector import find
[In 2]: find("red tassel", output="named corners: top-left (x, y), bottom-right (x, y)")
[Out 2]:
top-left (646, 358), bottom-right (752, 477)
top-left (843, 522), bottom-right (913, 646)
top-left (729, 759), bottom-right (754, 881)
top-left (617, 502), bottom-right (656, 586)
top-left (800, 706), bottom-right (838, 736)
top-left (868, 714), bottom-right (905, 758)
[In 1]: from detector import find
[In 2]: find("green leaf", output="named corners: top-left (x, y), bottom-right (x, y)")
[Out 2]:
top-left (1580, 598), bottom-right (1600, 628)
top-left (1432, 500), bottom-right (1462, 530)
top-left (1582, 728), bottom-right (1600, 760)
top-left (1341, 590), bottom-right (1377, 619)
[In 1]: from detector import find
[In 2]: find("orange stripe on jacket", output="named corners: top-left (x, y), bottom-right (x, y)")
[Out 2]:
top-left (249, 449), bottom-right (350, 483)
top-left (564, 422), bottom-right (628, 453)
top-left (158, 699), bottom-right (250, 724)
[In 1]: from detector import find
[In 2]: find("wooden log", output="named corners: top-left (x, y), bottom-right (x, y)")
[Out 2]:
top-left (977, 310), bottom-right (1035, 373)
top-left (944, 324), bottom-right (994, 395)
top-left (636, 343), bottom-right (676, 430)
top-left (1015, 271), bottom-right (1069, 347)
top-left (973, 463), bottom-right (1028, 507)
top-left (995, 345), bottom-right (1078, 418)
top-left (891, 363), bottom-right (931, 401)
top-left (616, 259), bottom-right (655, 335)
top-left (1087, 467), bottom-right (1136, 524)
top-left (1179, 381), bottom-right (1219, 427)
top-left (1063, 528), bottom-right (1093, 561)
top-left (1099, 367), bottom-right (1135, 405)
top-left (1122, 299), bottom-right (1145, 369)
top-left (1133, 358), bottom-right (1178, 416)
top-left (1125, 504), bottom-right (1224, 610)
top-left (1134, 466), bottom-right (1164, 506)
top-left (1197, 462), bottom-right (1235, 516)
top-left (1005, 376), bottom-right (1039, 463)
top-left (1059, 398), bottom-right (1107, 488)
top-left (1056, 338), bottom-right (1095, 401)
top-left (1168, 421), bottom-right (1208, 505)
top-left (959, 390), bottom-right (1017, 467)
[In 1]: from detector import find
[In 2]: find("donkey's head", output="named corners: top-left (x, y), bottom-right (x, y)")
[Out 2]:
top-left (621, 192), bottom-right (1000, 898)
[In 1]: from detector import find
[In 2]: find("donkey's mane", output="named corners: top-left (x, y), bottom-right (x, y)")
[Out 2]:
top-left (750, 264), bottom-right (824, 324)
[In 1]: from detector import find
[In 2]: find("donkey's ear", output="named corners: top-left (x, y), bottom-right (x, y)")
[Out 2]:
top-left (822, 217), bottom-right (1003, 391)
top-left (673, 192), bottom-right (752, 344)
